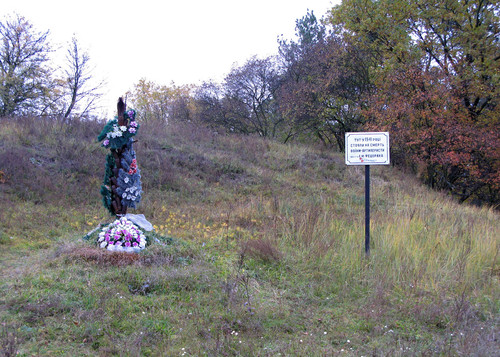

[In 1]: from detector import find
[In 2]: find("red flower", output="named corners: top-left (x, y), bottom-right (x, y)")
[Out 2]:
top-left (128, 159), bottom-right (137, 174)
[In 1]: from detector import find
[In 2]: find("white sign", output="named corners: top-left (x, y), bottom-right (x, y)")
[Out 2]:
top-left (345, 132), bottom-right (390, 165)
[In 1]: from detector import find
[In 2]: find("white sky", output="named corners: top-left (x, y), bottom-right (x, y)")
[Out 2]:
top-left (3, 0), bottom-right (338, 116)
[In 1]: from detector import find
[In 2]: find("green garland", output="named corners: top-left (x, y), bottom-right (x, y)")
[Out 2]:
top-left (100, 153), bottom-right (115, 214)
top-left (97, 111), bottom-right (140, 150)
top-left (98, 109), bottom-right (141, 215)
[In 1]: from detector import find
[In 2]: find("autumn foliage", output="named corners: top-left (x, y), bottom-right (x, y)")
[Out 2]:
top-left (365, 66), bottom-right (499, 204)
top-left (328, 0), bottom-right (500, 206)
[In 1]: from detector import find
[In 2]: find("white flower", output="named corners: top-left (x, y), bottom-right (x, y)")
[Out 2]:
top-left (124, 177), bottom-right (129, 183)
top-left (98, 218), bottom-right (146, 251)
top-left (120, 125), bottom-right (127, 131)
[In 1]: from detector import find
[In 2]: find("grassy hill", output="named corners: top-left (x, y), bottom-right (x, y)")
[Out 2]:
top-left (0, 117), bottom-right (498, 356)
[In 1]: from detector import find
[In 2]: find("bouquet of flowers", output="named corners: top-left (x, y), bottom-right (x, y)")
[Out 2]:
top-left (98, 109), bottom-right (139, 150)
top-left (98, 217), bottom-right (147, 252)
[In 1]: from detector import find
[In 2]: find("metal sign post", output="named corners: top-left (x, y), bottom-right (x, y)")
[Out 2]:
top-left (365, 165), bottom-right (370, 255)
top-left (345, 132), bottom-right (390, 256)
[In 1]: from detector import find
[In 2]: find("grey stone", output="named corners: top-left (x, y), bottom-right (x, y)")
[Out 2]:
top-left (124, 213), bottom-right (153, 231)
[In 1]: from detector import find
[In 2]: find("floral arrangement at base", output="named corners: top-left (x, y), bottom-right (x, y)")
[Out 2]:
top-left (98, 217), bottom-right (147, 253)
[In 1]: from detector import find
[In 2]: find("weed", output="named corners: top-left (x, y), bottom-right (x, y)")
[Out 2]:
top-left (6, 295), bottom-right (71, 324)
top-left (0, 325), bottom-right (19, 357)
top-left (243, 238), bottom-right (282, 263)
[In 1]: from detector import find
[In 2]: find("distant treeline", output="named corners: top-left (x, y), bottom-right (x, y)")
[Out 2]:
top-left (1, 1), bottom-right (499, 206)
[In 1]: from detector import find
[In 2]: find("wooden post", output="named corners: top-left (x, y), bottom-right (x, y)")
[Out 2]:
top-left (113, 97), bottom-right (127, 216)
top-left (117, 97), bottom-right (127, 127)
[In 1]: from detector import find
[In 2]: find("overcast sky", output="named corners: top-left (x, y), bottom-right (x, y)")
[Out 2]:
top-left (3, 0), bottom-right (338, 116)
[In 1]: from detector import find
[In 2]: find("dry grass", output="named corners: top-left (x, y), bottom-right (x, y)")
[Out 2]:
top-left (0, 325), bottom-right (19, 357)
top-left (64, 246), bottom-right (142, 267)
top-left (242, 238), bottom-right (282, 263)
top-left (0, 116), bottom-right (498, 355)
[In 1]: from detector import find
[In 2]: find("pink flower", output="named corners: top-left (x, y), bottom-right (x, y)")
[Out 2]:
top-left (125, 242), bottom-right (131, 247)
top-left (129, 127), bottom-right (136, 134)
top-left (103, 139), bottom-right (110, 146)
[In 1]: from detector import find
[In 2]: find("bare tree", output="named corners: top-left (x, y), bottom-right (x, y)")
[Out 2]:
top-left (61, 36), bottom-right (104, 120)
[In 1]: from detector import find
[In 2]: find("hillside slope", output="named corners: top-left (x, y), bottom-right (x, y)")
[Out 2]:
top-left (0, 117), bottom-right (498, 355)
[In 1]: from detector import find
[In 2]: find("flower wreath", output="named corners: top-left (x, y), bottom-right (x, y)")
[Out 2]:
top-left (98, 108), bottom-right (142, 215)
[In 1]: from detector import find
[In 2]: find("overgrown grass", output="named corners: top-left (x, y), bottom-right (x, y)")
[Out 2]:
top-left (0, 116), bottom-right (498, 355)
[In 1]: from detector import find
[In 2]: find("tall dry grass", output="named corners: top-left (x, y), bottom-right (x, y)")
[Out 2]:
top-left (0, 115), bottom-right (498, 355)
top-left (1, 116), bottom-right (497, 298)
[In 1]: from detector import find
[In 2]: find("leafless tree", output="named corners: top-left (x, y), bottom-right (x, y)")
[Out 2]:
top-left (61, 36), bottom-right (104, 120)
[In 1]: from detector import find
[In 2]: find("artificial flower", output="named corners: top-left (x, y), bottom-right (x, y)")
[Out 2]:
top-left (98, 218), bottom-right (147, 251)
